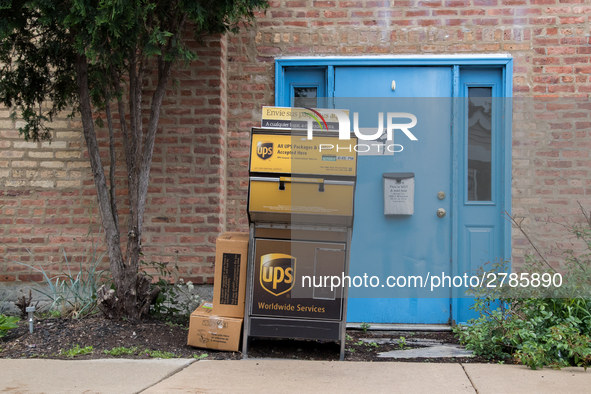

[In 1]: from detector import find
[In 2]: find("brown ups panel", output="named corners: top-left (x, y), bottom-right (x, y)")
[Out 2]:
top-left (251, 239), bottom-right (345, 321)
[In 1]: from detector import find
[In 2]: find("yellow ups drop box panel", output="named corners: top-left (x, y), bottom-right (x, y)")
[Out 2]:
top-left (248, 177), bottom-right (354, 226)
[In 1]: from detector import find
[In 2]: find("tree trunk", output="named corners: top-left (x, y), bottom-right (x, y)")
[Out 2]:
top-left (76, 53), bottom-right (158, 321)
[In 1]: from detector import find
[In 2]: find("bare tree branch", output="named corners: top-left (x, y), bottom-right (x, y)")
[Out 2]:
top-left (503, 211), bottom-right (557, 273)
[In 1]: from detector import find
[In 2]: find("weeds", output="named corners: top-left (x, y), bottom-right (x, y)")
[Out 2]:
top-left (49, 310), bottom-right (61, 318)
top-left (103, 346), bottom-right (138, 356)
top-left (360, 322), bottom-right (371, 333)
top-left (61, 345), bottom-right (93, 358)
top-left (193, 353), bottom-right (208, 360)
top-left (143, 349), bottom-right (177, 359)
top-left (165, 321), bottom-right (189, 331)
top-left (398, 336), bottom-right (407, 350)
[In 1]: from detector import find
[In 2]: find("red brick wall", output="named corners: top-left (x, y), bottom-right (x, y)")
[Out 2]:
top-left (2, 2), bottom-right (591, 282)
top-left (224, 1), bottom-right (591, 270)
top-left (0, 34), bottom-right (228, 284)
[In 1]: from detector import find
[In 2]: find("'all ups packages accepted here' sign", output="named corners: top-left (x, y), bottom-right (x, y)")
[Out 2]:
top-left (254, 107), bottom-right (356, 177)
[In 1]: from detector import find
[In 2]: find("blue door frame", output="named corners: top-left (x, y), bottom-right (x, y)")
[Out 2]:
top-left (274, 56), bottom-right (513, 324)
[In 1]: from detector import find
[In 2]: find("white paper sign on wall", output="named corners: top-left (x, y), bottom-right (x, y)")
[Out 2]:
top-left (383, 173), bottom-right (415, 215)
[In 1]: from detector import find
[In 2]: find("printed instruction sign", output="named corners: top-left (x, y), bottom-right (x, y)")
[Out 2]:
top-left (250, 133), bottom-right (357, 176)
top-left (383, 173), bottom-right (415, 215)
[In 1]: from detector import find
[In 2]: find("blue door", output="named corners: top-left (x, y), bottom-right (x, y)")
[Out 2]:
top-left (280, 64), bottom-right (508, 324)
top-left (335, 67), bottom-right (453, 324)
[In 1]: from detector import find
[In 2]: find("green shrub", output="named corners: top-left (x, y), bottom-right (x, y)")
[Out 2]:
top-left (454, 292), bottom-right (591, 369)
top-left (141, 261), bottom-right (200, 319)
top-left (454, 207), bottom-right (591, 370)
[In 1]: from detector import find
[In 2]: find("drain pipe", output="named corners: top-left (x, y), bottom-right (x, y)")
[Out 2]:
top-left (26, 306), bottom-right (35, 334)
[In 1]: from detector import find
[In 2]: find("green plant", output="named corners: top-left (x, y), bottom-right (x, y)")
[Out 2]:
top-left (103, 346), bottom-right (138, 356)
top-left (193, 353), bottom-right (208, 360)
top-left (0, 315), bottom-right (19, 338)
top-left (165, 321), bottom-right (189, 331)
top-left (61, 345), bottom-right (93, 358)
top-left (49, 310), bottom-right (61, 318)
top-left (345, 334), bottom-right (353, 341)
top-left (355, 340), bottom-right (364, 346)
top-left (6, 229), bottom-right (110, 319)
top-left (454, 206), bottom-right (591, 370)
top-left (143, 349), bottom-right (177, 359)
top-left (398, 336), bottom-right (407, 350)
top-left (365, 342), bottom-right (379, 348)
top-left (360, 322), bottom-right (371, 333)
top-left (142, 261), bottom-right (200, 319)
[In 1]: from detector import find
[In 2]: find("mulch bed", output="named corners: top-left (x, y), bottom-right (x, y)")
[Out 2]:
top-left (0, 314), bottom-right (502, 363)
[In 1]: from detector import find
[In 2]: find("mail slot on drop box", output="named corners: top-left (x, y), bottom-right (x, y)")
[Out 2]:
top-left (383, 173), bottom-right (415, 215)
top-left (248, 177), bottom-right (355, 226)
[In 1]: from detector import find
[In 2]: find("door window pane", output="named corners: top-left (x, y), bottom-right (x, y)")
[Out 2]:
top-left (467, 87), bottom-right (492, 201)
top-left (293, 87), bottom-right (317, 108)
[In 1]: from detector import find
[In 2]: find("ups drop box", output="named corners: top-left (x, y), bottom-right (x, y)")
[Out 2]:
top-left (213, 232), bottom-right (249, 318)
top-left (187, 303), bottom-right (243, 352)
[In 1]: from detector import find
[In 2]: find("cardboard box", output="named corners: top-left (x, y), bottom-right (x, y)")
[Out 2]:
top-left (187, 303), bottom-right (243, 352)
top-left (212, 232), bottom-right (249, 318)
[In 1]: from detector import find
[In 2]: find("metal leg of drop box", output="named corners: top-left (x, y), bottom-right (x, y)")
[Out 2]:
top-left (339, 229), bottom-right (352, 362)
top-left (242, 337), bottom-right (251, 359)
top-left (242, 224), bottom-right (256, 360)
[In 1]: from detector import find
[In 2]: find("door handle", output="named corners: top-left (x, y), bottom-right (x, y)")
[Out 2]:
top-left (437, 208), bottom-right (446, 218)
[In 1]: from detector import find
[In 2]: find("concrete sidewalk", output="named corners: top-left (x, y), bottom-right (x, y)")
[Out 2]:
top-left (0, 358), bottom-right (194, 394)
top-left (1, 359), bottom-right (590, 394)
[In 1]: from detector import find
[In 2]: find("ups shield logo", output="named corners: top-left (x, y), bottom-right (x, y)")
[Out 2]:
top-left (260, 253), bottom-right (295, 296)
top-left (256, 141), bottom-right (273, 160)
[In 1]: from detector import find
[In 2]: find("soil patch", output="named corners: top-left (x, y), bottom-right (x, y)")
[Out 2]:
top-left (0, 315), bottom-right (510, 363)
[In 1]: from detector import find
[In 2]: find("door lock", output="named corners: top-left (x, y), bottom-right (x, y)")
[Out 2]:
top-left (436, 208), bottom-right (446, 218)
top-left (437, 191), bottom-right (446, 200)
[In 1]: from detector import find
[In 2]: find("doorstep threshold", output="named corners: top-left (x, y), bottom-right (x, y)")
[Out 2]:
top-left (347, 323), bottom-right (452, 332)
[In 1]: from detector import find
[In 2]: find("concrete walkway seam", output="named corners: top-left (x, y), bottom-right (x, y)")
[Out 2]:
top-left (460, 363), bottom-right (479, 394)
top-left (137, 358), bottom-right (196, 394)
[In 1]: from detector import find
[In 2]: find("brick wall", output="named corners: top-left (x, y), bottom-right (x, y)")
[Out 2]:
top-left (2, 1), bottom-right (591, 282)
top-left (224, 0), bottom-right (591, 270)
top-left (0, 34), bottom-right (228, 284)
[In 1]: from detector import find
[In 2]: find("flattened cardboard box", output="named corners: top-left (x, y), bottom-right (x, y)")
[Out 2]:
top-left (213, 232), bottom-right (249, 318)
top-left (187, 304), bottom-right (243, 352)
